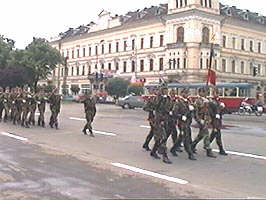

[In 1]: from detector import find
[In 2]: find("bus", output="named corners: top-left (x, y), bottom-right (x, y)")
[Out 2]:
top-left (144, 82), bottom-right (256, 113)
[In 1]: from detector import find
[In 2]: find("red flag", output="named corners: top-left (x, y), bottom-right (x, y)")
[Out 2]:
top-left (207, 69), bottom-right (216, 86)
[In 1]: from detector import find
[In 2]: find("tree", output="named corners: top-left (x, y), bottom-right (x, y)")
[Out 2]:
top-left (105, 78), bottom-right (129, 98)
top-left (127, 85), bottom-right (144, 96)
top-left (70, 85), bottom-right (80, 95)
top-left (0, 35), bottom-right (14, 69)
top-left (25, 37), bottom-right (63, 91)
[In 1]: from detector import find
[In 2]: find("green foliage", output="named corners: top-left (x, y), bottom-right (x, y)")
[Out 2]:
top-left (105, 78), bottom-right (129, 98)
top-left (0, 35), bottom-right (14, 69)
top-left (70, 85), bottom-right (80, 95)
top-left (127, 85), bottom-right (144, 96)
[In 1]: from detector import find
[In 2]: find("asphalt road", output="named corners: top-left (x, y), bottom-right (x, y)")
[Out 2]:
top-left (0, 103), bottom-right (266, 199)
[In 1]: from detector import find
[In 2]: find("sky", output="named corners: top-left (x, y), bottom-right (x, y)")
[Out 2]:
top-left (0, 0), bottom-right (265, 49)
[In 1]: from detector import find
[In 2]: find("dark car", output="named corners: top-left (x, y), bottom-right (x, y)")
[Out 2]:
top-left (117, 96), bottom-right (145, 109)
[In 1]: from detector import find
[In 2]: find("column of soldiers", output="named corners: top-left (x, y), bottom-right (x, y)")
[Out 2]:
top-left (143, 85), bottom-right (227, 164)
top-left (0, 86), bottom-right (62, 130)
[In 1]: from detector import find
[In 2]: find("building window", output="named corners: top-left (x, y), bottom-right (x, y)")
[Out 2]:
top-left (180, 0), bottom-right (183, 7)
top-left (88, 65), bottom-right (91, 75)
top-left (95, 64), bottom-right (98, 70)
top-left (131, 61), bottom-right (135, 72)
top-left (176, 0), bottom-right (179, 8)
top-left (102, 44), bottom-right (105, 54)
top-left (200, 0), bottom-right (203, 6)
top-left (82, 65), bottom-right (85, 75)
top-left (123, 61), bottom-right (127, 72)
top-left (72, 50), bottom-right (74, 59)
top-left (115, 62), bottom-right (119, 71)
top-left (101, 63), bottom-right (104, 69)
top-left (205, 0), bottom-right (207, 7)
top-left (140, 60), bottom-right (144, 72)
top-left (258, 64), bottom-right (261, 75)
top-left (232, 37), bottom-right (236, 49)
top-left (76, 66), bottom-right (79, 76)
top-left (250, 41), bottom-right (253, 52)
top-left (232, 60), bottom-right (236, 73)
top-left (222, 35), bottom-right (226, 48)
top-left (67, 50), bottom-right (69, 58)
top-left (250, 62), bottom-right (253, 75)
top-left (108, 63), bottom-right (111, 70)
top-left (202, 27), bottom-right (210, 44)
top-left (206, 59), bottom-right (209, 68)
top-left (95, 46), bottom-right (98, 55)
top-left (241, 61), bottom-right (245, 74)
top-left (183, 58), bottom-right (187, 69)
top-left (89, 47), bottom-right (91, 56)
top-left (116, 42), bottom-right (119, 52)
top-left (177, 27), bottom-right (184, 43)
top-left (109, 43), bottom-right (112, 54)
top-left (222, 59), bottom-right (226, 72)
top-left (124, 41), bottom-right (127, 51)
top-left (149, 59), bottom-right (154, 71)
top-left (77, 49), bottom-right (80, 58)
top-left (258, 42), bottom-right (261, 53)
top-left (132, 39), bottom-right (135, 50)
top-left (160, 35), bottom-right (164, 47)
top-left (150, 36), bottom-right (153, 48)
top-left (71, 67), bottom-right (74, 76)
top-left (82, 48), bottom-right (85, 57)
top-left (209, 0), bottom-right (212, 8)
top-left (214, 59), bottom-right (217, 70)
top-left (62, 51), bottom-right (64, 58)
top-left (200, 58), bottom-right (203, 69)
top-left (177, 58), bottom-right (180, 69)
top-left (185, 0), bottom-right (188, 6)
top-left (159, 58), bottom-right (164, 71)
top-left (241, 39), bottom-right (245, 50)
top-left (61, 68), bottom-right (64, 77)
top-left (141, 38), bottom-right (144, 49)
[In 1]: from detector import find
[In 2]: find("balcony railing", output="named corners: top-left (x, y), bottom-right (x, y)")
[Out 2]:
top-left (200, 43), bottom-right (220, 49)
top-left (167, 42), bottom-right (187, 49)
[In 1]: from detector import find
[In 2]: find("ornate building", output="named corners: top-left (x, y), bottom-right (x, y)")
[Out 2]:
top-left (48, 0), bottom-right (266, 102)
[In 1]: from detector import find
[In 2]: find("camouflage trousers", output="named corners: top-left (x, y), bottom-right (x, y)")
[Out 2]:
top-left (21, 107), bottom-right (30, 127)
top-left (29, 104), bottom-right (37, 125)
top-left (210, 128), bottom-right (225, 151)
top-left (192, 124), bottom-right (211, 150)
top-left (176, 124), bottom-right (194, 156)
top-left (49, 107), bottom-right (60, 128)
top-left (0, 104), bottom-right (3, 121)
top-left (3, 103), bottom-right (10, 122)
top-left (153, 121), bottom-right (167, 152)
top-left (83, 112), bottom-right (94, 134)
top-left (38, 103), bottom-right (46, 126)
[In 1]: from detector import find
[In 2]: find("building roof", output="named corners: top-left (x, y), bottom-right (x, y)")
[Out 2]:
top-left (52, 3), bottom-right (265, 43)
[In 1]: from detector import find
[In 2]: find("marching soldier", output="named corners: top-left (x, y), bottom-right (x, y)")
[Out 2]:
top-left (36, 89), bottom-right (47, 127)
top-left (172, 88), bottom-right (196, 160)
top-left (21, 89), bottom-right (31, 128)
top-left (150, 84), bottom-right (172, 164)
top-left (0, 87), bottom-right (4, 122)
top-left (191, 88), bottom-right (216, 158)
top-left (142, 88), bottom-right (158, 151)
top-left (28, 91), bottom-right (37, 126)
top-left (2, 87), bottom-right (11, 122)
top-left (209, 89), bottom-right (228, 156)
top-left (13, 87), bottom-right (23, 125)
top-left (49, 89), bottom-right (62, 130)
top-left (82, 91), bottom-right (96, 137)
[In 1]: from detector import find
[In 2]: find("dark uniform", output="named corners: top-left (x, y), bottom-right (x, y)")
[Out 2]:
top-left (209, 95), bottom-right (228, 156)
top-left (36, 90), bottom-right (47, 127)
top-left (2, 88), bottom-right (10, 122)
top-left (82, 93), bottom-right (97, 137)
top-left (0, 87), bottom-right (4, 122)
top-left (150, 85), bottom-right (172, 164)
top-left (191, 88), bottom-right (216, 158)
top-left (172, 89), bottom-right (196, 160)
top-left (49, 90), bottom-right (62, 129)
top-left (28, 93), bottom-right (37, 126)
top-left (21, 91), bottom-right (31, 128)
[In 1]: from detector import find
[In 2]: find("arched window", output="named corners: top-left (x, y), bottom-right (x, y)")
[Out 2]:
top-left (177, 27), bottom-right (184, 43)
top-left (202, 27), bottom-right (210, 44)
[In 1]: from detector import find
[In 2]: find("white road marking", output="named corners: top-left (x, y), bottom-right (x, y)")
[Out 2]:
top-left (140, 125), bottom-right (151, 129)
top-left (70, 117), bottom-right (116, 136)
top-left (111, 163), bottom-right (188, 185)
top-left (213, 149), bottom-right (266, 160)
top-left (93, 130), bottom-right (116, 136)
top-left (1, 132), bottom-right (28, 142)
top-left (69, 117), bottom-right (86, 121)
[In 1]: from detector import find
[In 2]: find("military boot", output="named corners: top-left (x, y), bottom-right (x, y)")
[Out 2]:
top-left (49, 121), bottom-right (53, 128)
top-left (206, 149), bottom-right (216, 158)
top-left (219, 148), bottom-right (228, 156)
top-left (41, 121), bottom-right (45, 128)
top-left (170, 146), bottom-right (178, 157)
top-left (89, 129), bottom-right (95, 137)
top-left (188, 153), bottom-right (197, 161)
top-left (25, 121), bottom-right (30, 128)
top-left (37, 119), bottom-right (41, 126)
top-left (150, 142), bottom-right (160, 159)
top-left (162, 153), bottom-right (172, 164)
top-left (142, 143), bottom-right (151, 151)
top-left (55, 122), bottom-right (59, 130)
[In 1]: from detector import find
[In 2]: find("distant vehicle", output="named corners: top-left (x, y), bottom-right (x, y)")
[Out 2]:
top-left (117, 96), bottom-right (145, 109)
top-left (238, 99), bottom-right (264, 116)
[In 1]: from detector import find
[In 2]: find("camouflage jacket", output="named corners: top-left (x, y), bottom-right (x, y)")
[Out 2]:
top-left (194, 96), bottom-right (211, 126)
top-left (83, 95), bottom-right (96, 117)
top-left (173, 96), bottom-right (194, 127)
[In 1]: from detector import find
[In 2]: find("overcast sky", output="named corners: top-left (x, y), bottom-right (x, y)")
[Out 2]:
top-left (0, 0), bottom-right (265, 49)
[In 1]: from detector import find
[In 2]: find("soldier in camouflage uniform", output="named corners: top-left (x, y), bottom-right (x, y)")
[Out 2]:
top-left (209, 89), bottom-right (228, 156)
top-left (142, 88), bottom-right (159, 151)
top-left (191, 88), bottom-right (216, 158)
top-left (28, 91), bottom-right (37, 126)
top-left (82, 91), bottom-right (96, 137)
top-left (13, 88), bottom-right (23, 125)
top-left (172, 88), bottom-right (196, 160)
top-left (21, 89), bottom-right (31, 128)
top-left (2, 87), bottom-right (11, 122)
top-left (36, 89), bottom-right (48, 127)
top-left (0, 87), bottom-right (4, 122)
top-left (150, 84), bottom-right (172, 164)
top-left (49, 89), bottom-right (62, 130)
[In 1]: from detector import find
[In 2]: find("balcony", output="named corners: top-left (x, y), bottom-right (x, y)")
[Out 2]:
top-left (200, 43), bottom-right (220, 50)
top-left (167, 42), bottom-right (187, 49)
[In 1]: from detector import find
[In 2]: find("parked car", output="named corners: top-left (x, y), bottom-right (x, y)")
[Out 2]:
top-left (117, 96), bottom-right (145, 109)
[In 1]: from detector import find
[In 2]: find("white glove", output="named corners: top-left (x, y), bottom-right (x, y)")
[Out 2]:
top-left (27, 95), bottom-right (32, 98)
top-left (189, 105), bottom-right (194, 111)
top-left (182, 115), bottom-right (187, 121)
top-left (12, 101), bottom-right (15, 104)
top-left (169, 111), bottom-right (173, 116)
top-left (220, 103), bottom-right (225, 108)
top-left (22, 100), bottom-right (26, 103)
top-left (163, 95), bottom-right (167, 98)
top-left (61, 96), bottom-right (63, 100)
top-left (200, 119), bottom-right (205, 125)
top-left (37, 101), bottom-right (41, 105)
top-left (216, 114), bottom-right (221, 119)
top-left (44, 97), bottom-right (48, 100)
top-left (3, 99), bottom-right (7, 103)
